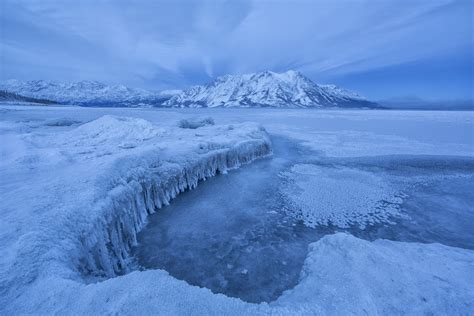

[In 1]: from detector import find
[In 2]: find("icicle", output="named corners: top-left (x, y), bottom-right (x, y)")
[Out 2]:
top-left (78, 137), bottom-right (272, 277)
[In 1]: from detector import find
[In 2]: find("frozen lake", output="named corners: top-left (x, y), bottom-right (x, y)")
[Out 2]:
top-left (134, 133), bottom-right (474, 302)
top-left (133, 136), bottom-right (319, 302)
top-left (1, 105), bottom-right (473, 313)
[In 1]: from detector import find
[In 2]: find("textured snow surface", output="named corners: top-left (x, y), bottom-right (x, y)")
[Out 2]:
top-left (1, 105), bottom-right (473, 314)
top-left (0, 107), bottom-right (272, 311)
top-left (164, 70), bottom-right (379, 108)
top-left (281, 164), bottom-right (405, 228)
top-left (64, 115), bottom-right (164, 150)
top-left (4, 234), bottom-right (473, 315)
top-left (276, 233), bottom-right (474, 315)
top-left (280, 159), bottom-right (474, 230)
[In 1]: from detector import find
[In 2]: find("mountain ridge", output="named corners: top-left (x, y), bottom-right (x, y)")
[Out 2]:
top-left (0, 79), bottom-right (164, 107)
top-left (163, 70), bottom-right (380, 108)
top-left (0, 71), bottom-right (380, 108)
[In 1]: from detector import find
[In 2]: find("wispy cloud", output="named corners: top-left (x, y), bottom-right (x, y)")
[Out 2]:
top-left (1, 0), bottom-right (472, 98)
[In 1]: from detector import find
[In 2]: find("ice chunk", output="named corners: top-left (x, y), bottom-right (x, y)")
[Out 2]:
top-left (178, 116), bottom-right (215, 129)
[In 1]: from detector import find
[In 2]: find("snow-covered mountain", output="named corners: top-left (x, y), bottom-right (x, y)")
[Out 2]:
top-left (163, 70), bottom-right (380, 108)
top-left (1, 72), bottom-right (379, 108)
top-left (0, 79), bottom-right (165, 106)
top-left (159, 89), bottom-right (183, 98)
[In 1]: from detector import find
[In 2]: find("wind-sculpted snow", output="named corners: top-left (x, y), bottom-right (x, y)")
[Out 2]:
top-left (66, 115), bottom-right (164, 150)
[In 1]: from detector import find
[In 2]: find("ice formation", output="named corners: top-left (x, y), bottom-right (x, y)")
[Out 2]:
top-left (1, 106), bottom-right (473, 314)
top-left (0, 114), bottom-right (271, 294)
top-left (280, 164), bottom-right (405, 228)
top-left (178, 116), bottom-right (215, 129)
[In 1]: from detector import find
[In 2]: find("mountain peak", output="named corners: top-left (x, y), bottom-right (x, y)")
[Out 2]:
top-left (0, 73), bottom-right (379, 109)
top-left (281, 69), bottom-right (303, 77)
top-left (164, 70), bottom-right (379, 108)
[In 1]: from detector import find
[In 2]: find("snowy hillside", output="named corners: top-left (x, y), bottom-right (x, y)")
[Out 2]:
top-left (163, 70), bottom-right (380, 108)
top-left (0, 79), bottom-right (165, 106)
top-left (0, 90), bottom-right (58, 105)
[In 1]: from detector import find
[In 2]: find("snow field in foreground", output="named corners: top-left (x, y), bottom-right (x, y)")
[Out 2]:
top-left (6, 234), bottom-right (474, 315)
top-left (1, 106), bottom-right (473, 314)
top-left (0, 113), bottom-right (271, 304)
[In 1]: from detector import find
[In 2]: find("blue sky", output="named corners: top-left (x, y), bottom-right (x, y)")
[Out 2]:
top-left (1, 0), bottom-right (472, 100)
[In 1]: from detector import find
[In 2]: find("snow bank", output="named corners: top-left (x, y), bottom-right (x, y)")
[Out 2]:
top-left (276, 233), bottom-right (474, 315)
top-left (76, 121), bottom-right (271, 277)
top-left (0, 115), bottom-right (271, 304)
top-left (66, 115), bottom-right (164, 149)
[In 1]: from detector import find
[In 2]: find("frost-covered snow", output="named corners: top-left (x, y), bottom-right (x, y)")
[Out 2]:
top-left (163, 70), bottom-right (379, 108)
top-left (275, 233), bottom-right (474, 315)
top-left (279, 160), bottom-right (473, 230)
top-left (0, 107), bottom-right (271, 307)
top-left (1, 104), bottom-right (473, 314)
top-left (178, 116), bottom-right (215, 129)
top-left (280, 164), bottom-right (405, 228)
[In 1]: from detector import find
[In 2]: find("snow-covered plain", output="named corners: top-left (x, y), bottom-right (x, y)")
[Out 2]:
top-left (1, 104), bottom-right (473, 314)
